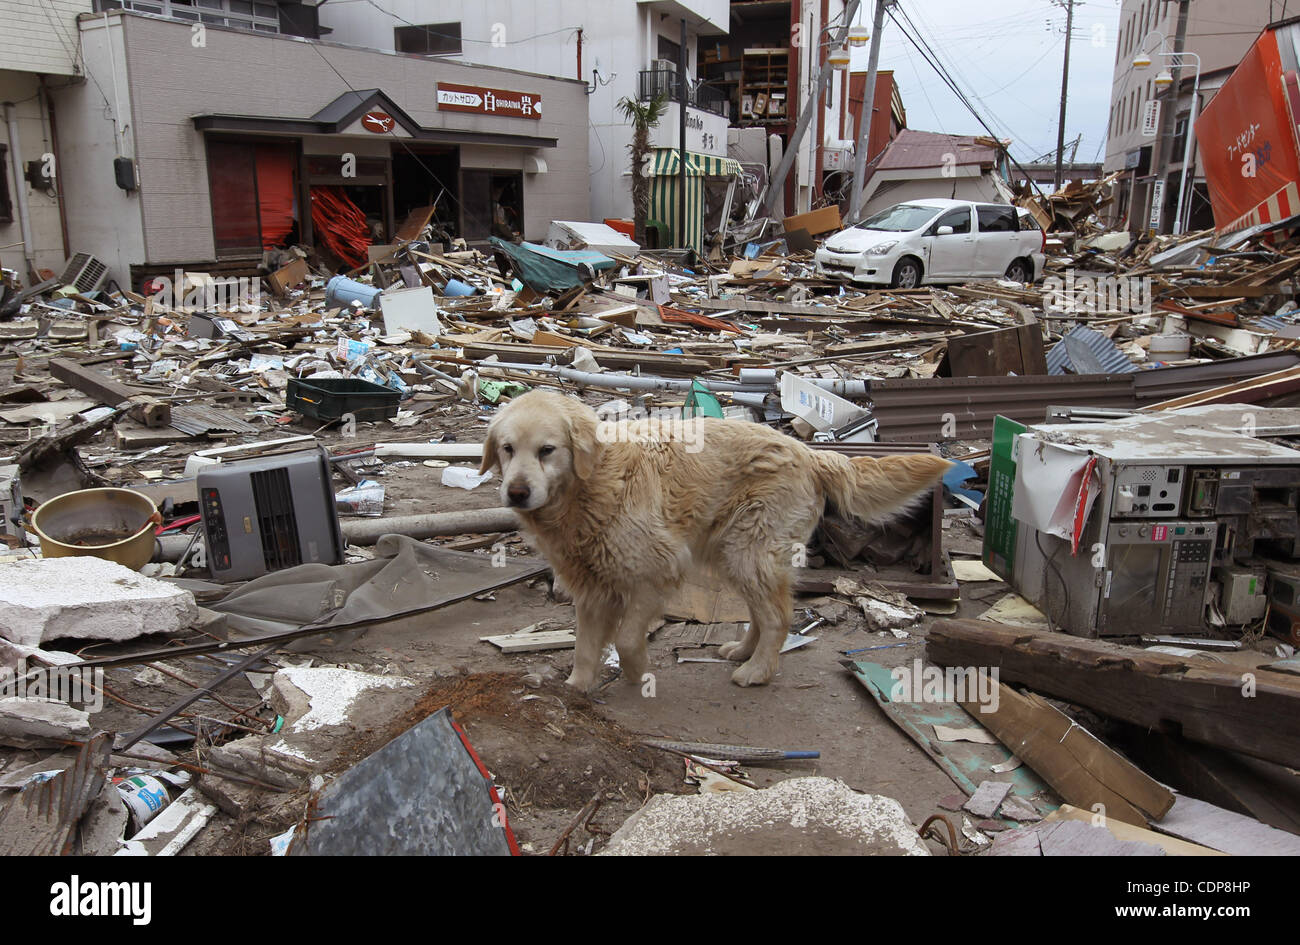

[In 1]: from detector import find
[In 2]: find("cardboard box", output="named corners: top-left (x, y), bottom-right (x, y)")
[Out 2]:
top-left (781, 205), bottom-right (842, 237)
top-left (266, 257), bottom-right (309, 296)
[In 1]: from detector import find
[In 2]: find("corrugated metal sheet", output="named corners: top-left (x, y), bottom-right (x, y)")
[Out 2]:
top-left (1132, 351), bottom-right (1300, 405)
top-left (1046, 325), bottom-right (1138, 375)
top-left (170, 405), bottom-right (258, 437)
top-left (868, 374), bottom-right (1137, 441)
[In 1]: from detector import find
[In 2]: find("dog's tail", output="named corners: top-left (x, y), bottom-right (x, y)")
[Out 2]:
top-left (810, 450), bottom-right (953, 522)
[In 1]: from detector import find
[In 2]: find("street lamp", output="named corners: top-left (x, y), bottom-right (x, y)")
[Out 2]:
top-left (848, 24), bottom-right (871, 47)
top-left (1134, 32), bottom-right (1202, 234)
top-left (827, 46), bottom-right (851, 70)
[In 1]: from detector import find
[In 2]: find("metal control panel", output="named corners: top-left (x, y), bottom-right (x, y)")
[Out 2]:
top-left (1110, 464), bottom-right (1185, 518)
top-left (1101, 520), bottom-right (1216, 634)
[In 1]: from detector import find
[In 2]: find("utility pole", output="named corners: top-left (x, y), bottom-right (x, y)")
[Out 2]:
top-left (761, 0), bottom-right (862, 215)
top-left (1052, 0), bottom-right (1075, 191)
top-left (848, 0), bottom-right (890, 223)
top-left (678, 17), bottom-right (688, 248)
top-left (1151, 0), bottom-right (1191, 234)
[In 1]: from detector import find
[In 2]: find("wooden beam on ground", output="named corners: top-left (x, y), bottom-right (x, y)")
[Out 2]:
top-left (48, 357), bottom-right (171, 428)
top-left (926, 619), bottom-right (1300, 769)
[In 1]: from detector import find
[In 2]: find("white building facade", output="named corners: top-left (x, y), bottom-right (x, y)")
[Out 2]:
top-left (318, 0), bottom-right (732, 225)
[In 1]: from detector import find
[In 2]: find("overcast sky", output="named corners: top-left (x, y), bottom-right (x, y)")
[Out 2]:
top-left (849, 0), bottom-right (1122, 165)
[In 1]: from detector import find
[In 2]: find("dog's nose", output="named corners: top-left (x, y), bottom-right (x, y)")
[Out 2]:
top-left (506, 483), bottom-right (531, 506)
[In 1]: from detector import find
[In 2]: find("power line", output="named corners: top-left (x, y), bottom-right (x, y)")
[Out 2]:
top-left (902, 3), bottom-right (1052, 156)
top-left (886, 4), bottom-right (1047, 195)
top-left (308, 42), bottom-right (493, 235)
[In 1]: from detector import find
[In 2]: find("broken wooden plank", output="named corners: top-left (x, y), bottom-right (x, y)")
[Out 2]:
top-left (957, 682), bottom-right (1173, 827)
top-left (926, 619), bottom-right (1300, 769)
top-left (48, 357), bottom-right (170, 428)
top-left (481, 629), bottom-right (576, 653)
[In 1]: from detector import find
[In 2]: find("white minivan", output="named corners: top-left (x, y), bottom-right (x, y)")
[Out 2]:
top-left (814, 198), bottom-right (1046, 288)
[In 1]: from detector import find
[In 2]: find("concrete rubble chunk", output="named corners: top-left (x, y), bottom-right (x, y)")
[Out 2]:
top-left (0, 557), bottom-right (197, 647)
top-left (600, 776), bottom-right (930, 856)
top-left (270, 665), bottom-right (413, 733)
top-left (0, 697), bottom-right (91, 748)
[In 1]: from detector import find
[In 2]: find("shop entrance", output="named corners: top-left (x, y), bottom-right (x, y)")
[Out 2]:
top-left (391, 146), bottom-right (460, 246)
top-left (460, 170), bottom-right (523, 243)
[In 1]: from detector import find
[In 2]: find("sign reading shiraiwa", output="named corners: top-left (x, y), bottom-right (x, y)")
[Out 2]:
top-left (436, 82), bottom-right (542, 119)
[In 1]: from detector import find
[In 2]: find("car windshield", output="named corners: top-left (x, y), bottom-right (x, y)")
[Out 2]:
top-left (856, 204), bottom-right (942, 232)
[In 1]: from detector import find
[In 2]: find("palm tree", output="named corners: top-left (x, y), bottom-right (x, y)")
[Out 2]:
top-left (617, 92), bottom-right (669, 246)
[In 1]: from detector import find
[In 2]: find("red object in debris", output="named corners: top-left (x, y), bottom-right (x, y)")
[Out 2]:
top-left (310, 186), bottom-right (370, 268)
top-left (603, 218), bottom-right (635, 239)
top-left (155, 514), bottom-right (201, 536)
top-left (656, 304), bottom-right (743, 334)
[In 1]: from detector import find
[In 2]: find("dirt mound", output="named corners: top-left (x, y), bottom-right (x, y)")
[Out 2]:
top-left (382, 672), bottom-right (684, 811)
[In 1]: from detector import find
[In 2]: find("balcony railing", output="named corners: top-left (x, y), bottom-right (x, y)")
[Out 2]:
top-left (636, 69), bottom-right (727, 117)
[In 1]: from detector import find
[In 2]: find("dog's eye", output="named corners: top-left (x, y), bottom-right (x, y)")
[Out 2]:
top-left (502, 444), bottom-right (514, 457)
top-left (538, 445), bottom-right (555, 458)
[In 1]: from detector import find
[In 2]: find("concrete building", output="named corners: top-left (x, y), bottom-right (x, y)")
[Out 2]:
top-left (1102, 0), bottom-right (1276, 233)
top-left (701, 0), bottom-right (866, 217)
top-left (0, 0), bottom-right (93, 282)
top-left (320, 1), bottom-right (871, 231)
top-left (37, 3), bottom-right (590, 288)
top-left (316, 0), bottom-right (731, 229)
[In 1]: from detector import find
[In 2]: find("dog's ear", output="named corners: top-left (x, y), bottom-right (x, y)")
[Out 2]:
top-left (567, 404), bottom-right (602, 480)
top-left (479, 420), bottom-right (500, 475)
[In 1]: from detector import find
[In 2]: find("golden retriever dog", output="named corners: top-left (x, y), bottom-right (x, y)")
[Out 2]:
top-left (480, 390), bottom-right (950, 690)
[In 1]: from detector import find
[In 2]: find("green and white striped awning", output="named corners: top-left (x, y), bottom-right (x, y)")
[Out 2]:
top-left (648, 149), bottom-right (743, 178)
top-left (647, 149), bottom-right (741, 254)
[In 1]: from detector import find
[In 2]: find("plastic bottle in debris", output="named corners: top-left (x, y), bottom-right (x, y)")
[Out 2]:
top-left (113, 770), bottom-right (191, 834)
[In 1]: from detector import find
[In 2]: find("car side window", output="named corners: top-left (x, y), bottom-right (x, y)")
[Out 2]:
top-left (933, 208), bottom-right (970, 234)
top-left (977, 206), bottom-right (1017, 233)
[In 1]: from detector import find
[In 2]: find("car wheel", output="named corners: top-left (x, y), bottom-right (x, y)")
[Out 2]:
top-left (1005, 258), bottom-right (1031, 284)
top-left (892, 257), bottom-right (922, 289)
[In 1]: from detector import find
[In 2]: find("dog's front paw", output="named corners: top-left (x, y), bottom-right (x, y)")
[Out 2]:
top-left (718, 640), bottom-right (754, 661)
top-left (565, 671), bottom-right (594, 691)
top-left (549, 576), bottom-right (572, 604)
top-left (730, 658), bottom-right (775, 687)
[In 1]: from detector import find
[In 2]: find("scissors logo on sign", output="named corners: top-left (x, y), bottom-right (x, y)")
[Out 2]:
top-left (363, 111), bottom-right (395, 133)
